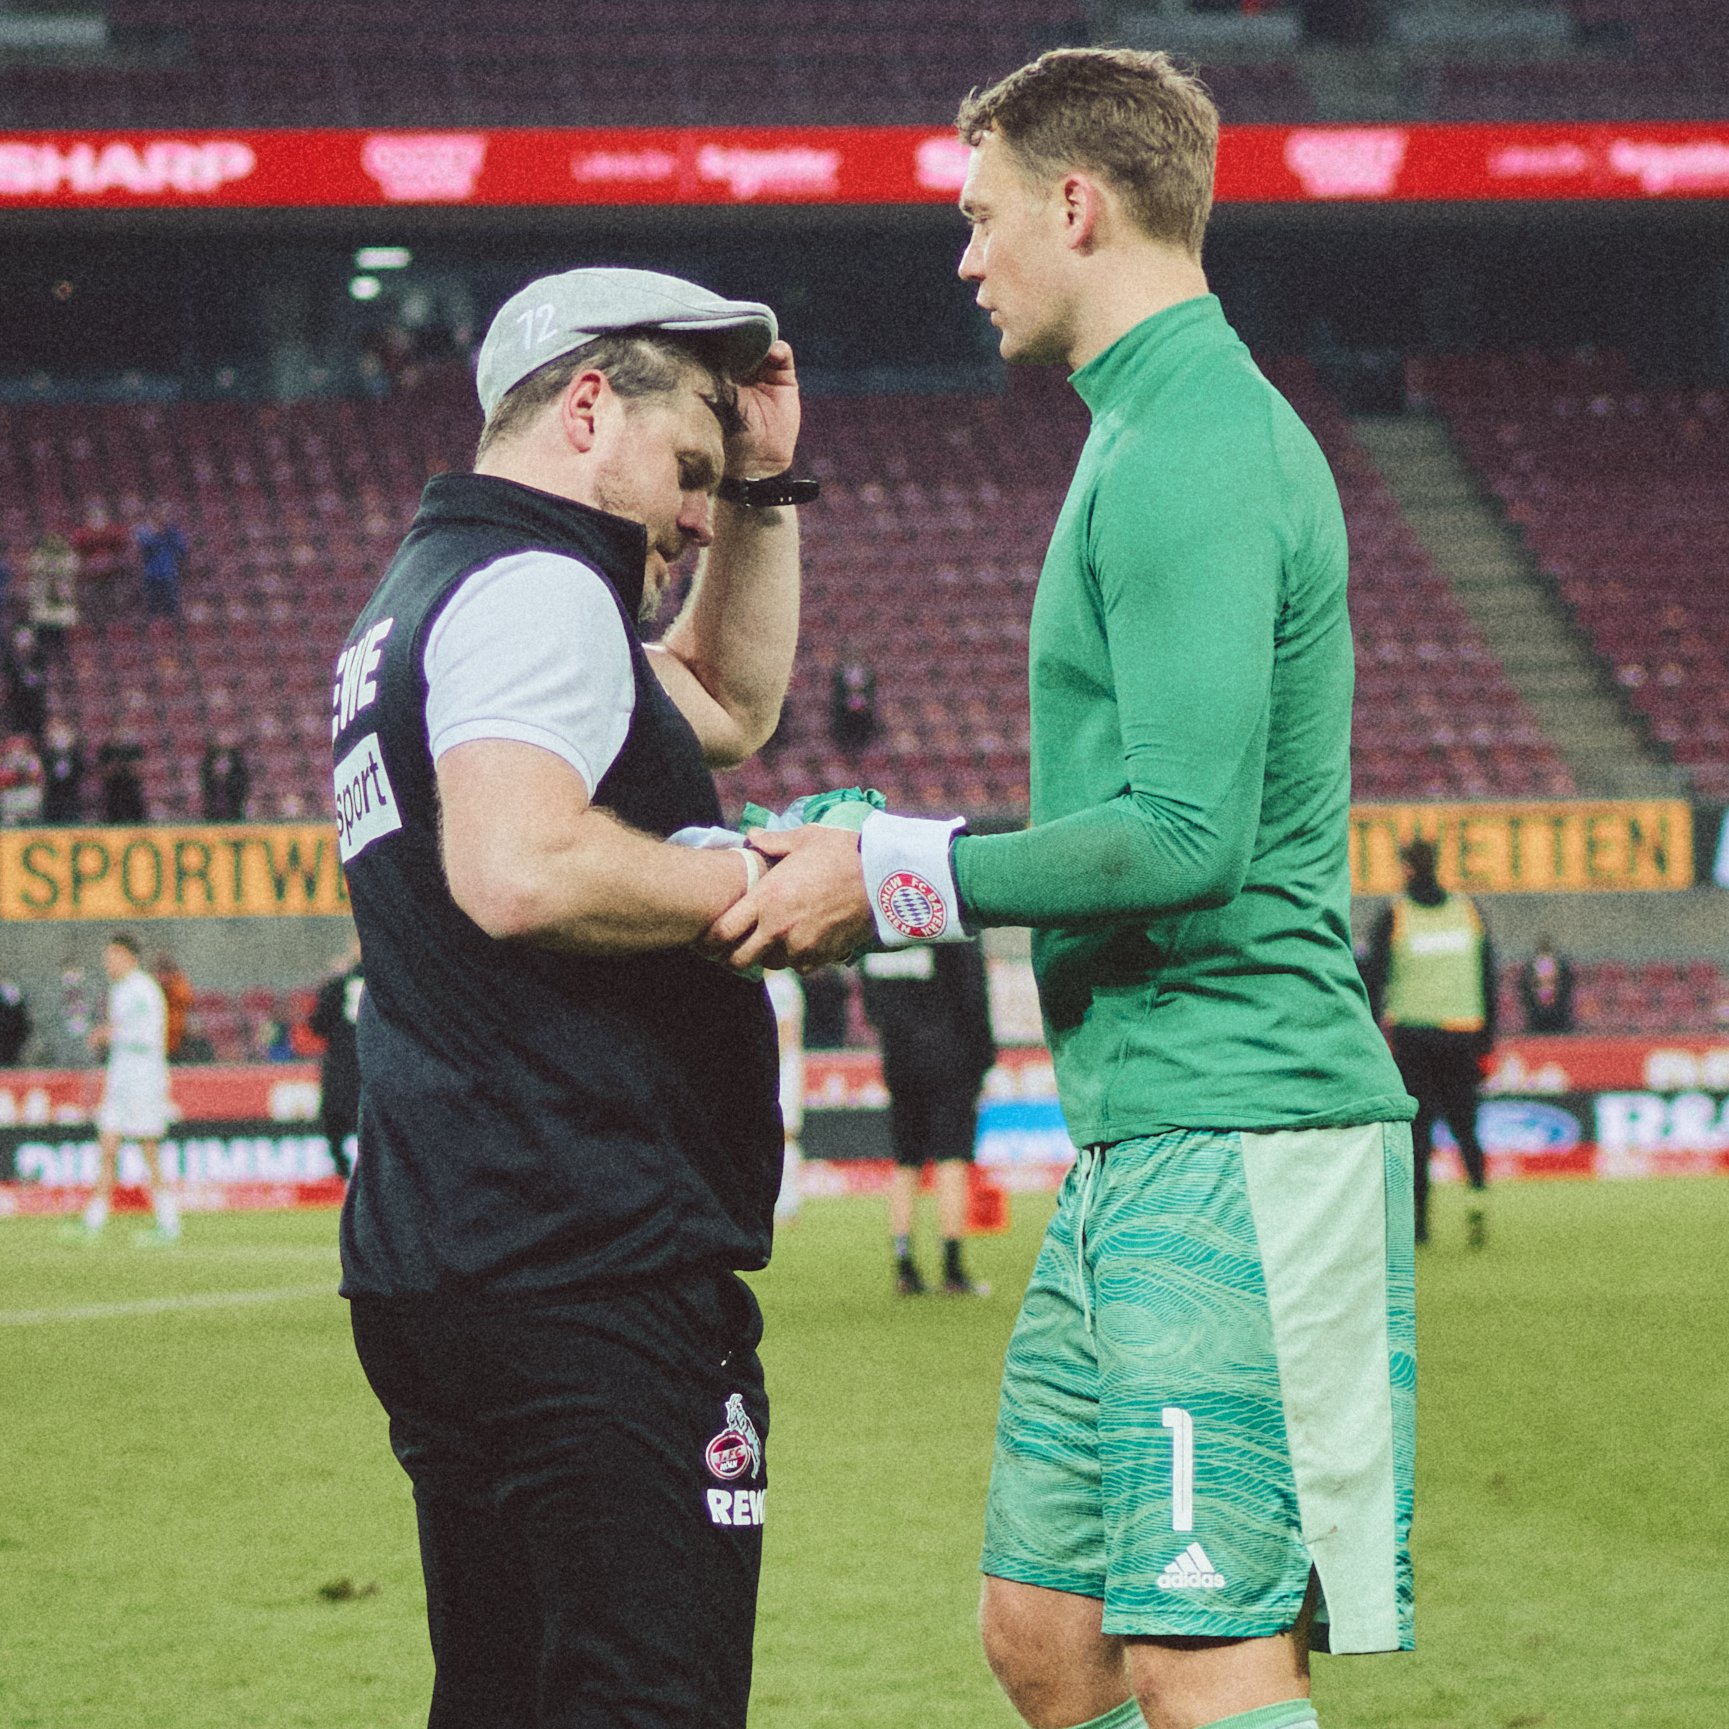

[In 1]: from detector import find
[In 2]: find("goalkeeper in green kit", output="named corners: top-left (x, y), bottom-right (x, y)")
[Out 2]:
top-left (707, 46), bottom-right (1417, 1729)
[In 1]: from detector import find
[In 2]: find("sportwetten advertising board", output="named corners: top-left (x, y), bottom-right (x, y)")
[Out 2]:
top-left (0, 802), bottom-right (1692, 924)
top-left (0, 824), bottom-right (348, 920)
top-left (1349, 800), bottom-right (1693, 895)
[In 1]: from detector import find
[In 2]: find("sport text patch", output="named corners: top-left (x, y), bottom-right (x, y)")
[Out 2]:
top-left (333, 733), bottom-right (402, 863)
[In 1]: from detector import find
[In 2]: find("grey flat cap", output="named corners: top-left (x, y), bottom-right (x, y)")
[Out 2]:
top-left (475, 267), bottom-right (778, 419)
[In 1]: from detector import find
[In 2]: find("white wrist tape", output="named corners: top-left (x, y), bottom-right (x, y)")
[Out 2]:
top-left (859, 811), bottom-right (967, 946)
top-left (739, 846), bottom-right (762, 894)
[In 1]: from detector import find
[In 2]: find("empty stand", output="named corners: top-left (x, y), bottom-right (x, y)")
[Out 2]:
top-left (1417, 351), bottom-right (1729, 800)
top-left (1, 353), bottom-right (1584, 822)
top-left (1267, 358), bottom-right (1577, 803)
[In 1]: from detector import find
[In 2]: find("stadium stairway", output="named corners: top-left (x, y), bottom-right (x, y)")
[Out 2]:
top-left (1352, 412), bottom-right (1682, 800)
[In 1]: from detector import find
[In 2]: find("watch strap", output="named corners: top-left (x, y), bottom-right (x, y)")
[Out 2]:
top-left (718, 472), bottom-right (821, 508)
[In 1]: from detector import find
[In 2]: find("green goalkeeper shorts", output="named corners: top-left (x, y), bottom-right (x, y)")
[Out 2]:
top-left (980, 1122), bottom-right (1415, 1653)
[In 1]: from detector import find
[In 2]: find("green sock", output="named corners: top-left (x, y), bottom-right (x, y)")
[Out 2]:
top-left (1068, 1703), bottom-right (1145, 1729)
top-left (1200, 1701), bottom-right (1319, 1729)
top-left (1064, 1695), bottom-right (1314, 1729)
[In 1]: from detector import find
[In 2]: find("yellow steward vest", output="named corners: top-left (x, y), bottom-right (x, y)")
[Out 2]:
top-left (1383, 894), bottom-right (1486, 1031)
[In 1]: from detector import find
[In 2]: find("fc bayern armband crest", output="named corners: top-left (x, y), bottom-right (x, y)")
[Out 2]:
top-left (859, 812), bottom-right (969, 946)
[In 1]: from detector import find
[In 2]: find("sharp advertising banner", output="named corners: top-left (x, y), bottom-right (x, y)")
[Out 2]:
top-left (2, 123), bottom-right (1729, 211)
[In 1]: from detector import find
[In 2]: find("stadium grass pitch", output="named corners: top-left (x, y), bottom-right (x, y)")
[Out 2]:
top-left (0, 1178), bottom-right (1723, 1728)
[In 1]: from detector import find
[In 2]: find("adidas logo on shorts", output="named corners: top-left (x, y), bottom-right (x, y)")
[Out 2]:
top-left (1155, 1542), bottom-right (1225, 1591)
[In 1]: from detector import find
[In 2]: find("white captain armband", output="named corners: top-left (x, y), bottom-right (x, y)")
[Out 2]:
top-left (859, 811), bottom-right (969, 947)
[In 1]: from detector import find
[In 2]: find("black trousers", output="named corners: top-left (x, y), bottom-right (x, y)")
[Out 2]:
top-left (1390, 1026), bottom-right (1488, 1232)
top-left (883, 1063), bottom-right (982, 1168)
top-left (350, 1273), bottom-right (768, 1729)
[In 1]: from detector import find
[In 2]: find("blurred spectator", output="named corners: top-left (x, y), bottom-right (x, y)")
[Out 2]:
top-left (71, 505), bottom-right (134, 591)
top-left (830, 650), bottom-right (879, 750)
top-left (135, 516), bottom-right (187, 618)
top-left (50, 960), bottom-right (93, 1067)
top-left (153, 951), bottom-right (195, 1060)
top-left (178, 1029), bottom-right (216, 1063)
top-left (200, 735), bottom-right (251, 820)
top-left (1361, 838), bottom-right (1496, 1249)
top-left (97, 737), bottom-right (147, 823)
top-left (308, 942), bottom-right (364, 1178)
top-left (800, 964), bottom-right (852, 1049)
top-left (0, 550), bottom-right (12, 613)
top-left (4, 625), bottom-right (48, 743)
top-left (1518, 938), bottom-right (1576, 1034)
top-left (25, 533), bottom-right (78, 656)
top-left (0, 978), bottom-right (29, 1065)
top-left (39, 718), bottom-right (84, 823)
top-left (259, 1014), bottom-right (296, 1061)
top-left (860, 941), bottom-right (996, 1296)
top-left (0, 733), bottom-right (44, 826)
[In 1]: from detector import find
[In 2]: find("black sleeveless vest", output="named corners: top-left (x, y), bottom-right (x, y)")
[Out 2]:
top-left (333, 472), bottom-right (780, 1297)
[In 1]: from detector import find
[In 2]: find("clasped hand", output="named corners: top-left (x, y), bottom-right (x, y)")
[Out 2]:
top-left (702, 824), bottom-right (874, 973)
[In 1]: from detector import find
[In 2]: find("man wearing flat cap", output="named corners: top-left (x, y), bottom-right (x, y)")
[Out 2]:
top-left (331, 267), bottom-right (809, 1729)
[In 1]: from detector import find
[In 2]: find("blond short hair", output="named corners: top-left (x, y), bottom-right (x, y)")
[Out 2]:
top-left (956, 47), bottom-right (1219, 258)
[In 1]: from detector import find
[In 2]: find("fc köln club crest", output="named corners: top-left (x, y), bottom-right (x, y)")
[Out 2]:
top-left (705, 1393), bottom-right (763, 1481)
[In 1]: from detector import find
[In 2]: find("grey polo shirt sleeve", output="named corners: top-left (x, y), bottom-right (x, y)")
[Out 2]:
top-left (422, 550), bottom-right (636, 795)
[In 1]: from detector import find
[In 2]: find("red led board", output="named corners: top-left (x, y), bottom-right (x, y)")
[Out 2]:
top-left (1, 122), bottom-right (1727, 209)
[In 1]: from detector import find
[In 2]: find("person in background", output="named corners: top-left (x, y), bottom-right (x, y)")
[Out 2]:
top-left (5, 625), bottom-right (48, 744)
top-left (799, 964), bottom-right (852, 1049)
top-left (153, 952), bottom-right (194, 1061)
top-left (859, 939), bottom-right (997, 1296)
top-left (765, 968), bottom-right (805, 1223)
top-left (0, 977), bottom-right (30, 1066)
top-left (308, 941), bottom-right (363, 1179)
top-left (829, 647), bottom-right (879, 751)
top-left (77, 932), bottom-right (178, 1244)
top-left (71, 505), bottom-right (134, 593)
top-left (1362, 836), bottom-right (1496, 1248)
top-left (98, 736), bottom-right (147, 823)
top-left (0, 732), bottom-right (44, 826)
top-left (135, 516), bottom-right (187, 618)
top-left (26, 533), bottom-right (78, 659)
top-left (1518, 937), bottom-right (1575, 1034)
top-left (49, 959), bottom-right (93, 1068)
top-left (39, 717), bottom-right (85, 823)
top-left (200, 733), bottom-right (251, 821)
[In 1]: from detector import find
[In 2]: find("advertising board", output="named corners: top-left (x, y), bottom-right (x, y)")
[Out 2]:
top-left (3, 123), bottom-right (1729, 211)
top-left (0, 825), bottom-right (348, 921)
top-left (4, 1036), bottom-right (1725, 1212)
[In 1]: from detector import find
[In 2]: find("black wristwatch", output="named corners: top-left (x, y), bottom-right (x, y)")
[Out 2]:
top-left (717, 471), bottom-right (821, 508)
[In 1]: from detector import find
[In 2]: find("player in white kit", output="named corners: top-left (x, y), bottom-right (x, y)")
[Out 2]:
top-left (80, 932), bottom-right (179, 1243)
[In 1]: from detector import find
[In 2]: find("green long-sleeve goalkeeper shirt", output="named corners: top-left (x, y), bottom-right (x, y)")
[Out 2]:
top-left (952, 296), bottom-right (1412, 1143)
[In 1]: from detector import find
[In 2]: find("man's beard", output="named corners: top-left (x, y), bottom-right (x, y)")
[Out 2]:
top-left (593, 469), bottom-right (677, 621)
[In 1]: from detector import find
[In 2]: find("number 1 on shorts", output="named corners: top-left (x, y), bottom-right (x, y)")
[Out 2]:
top-left (1161, 1406), bottom-right (1194, 1533)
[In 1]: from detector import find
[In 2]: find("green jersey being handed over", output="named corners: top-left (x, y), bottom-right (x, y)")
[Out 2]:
top-left (952, 296), bottom-right (1411, 1143)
